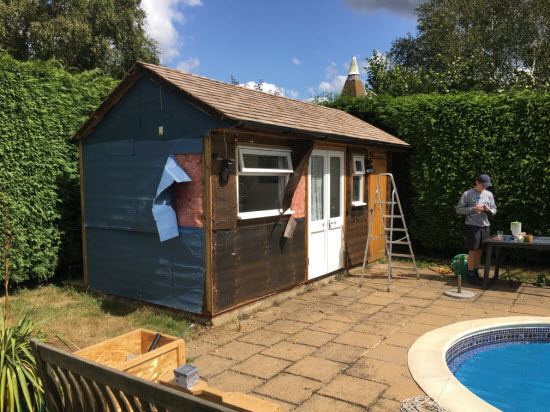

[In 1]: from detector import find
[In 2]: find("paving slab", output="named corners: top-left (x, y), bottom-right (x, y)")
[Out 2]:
top-left (255, 373), bottom-right (322, 404)
top-left (265, 319), bottom-right (310, 335)
top-left (191, 354), bottom-right (236, 380)
top-left (352, 321), bottom-right (400, 336)
top-left (369, 397), bottom-right (402, 412)
top-left (382, 375), bottom-right (424, 402)
top-left (362, 344), bottom-right (409, 365)
top-left (384, 332), bottom-right (420, 348)
top-left (213, 340), bottom-right (264, 362)
top-left (318, 374), bottom-right (386, 407)
top-left (261, 341), bottom-right (316, 362)
top-left (285, 356), bottom-right (344, 382)
top-left (238, 328), bottom-right (288, 346)
top-left (232, 354), bottom-right (291, 379)
top-left (286, 329), bottom-right (337, 347)
top-left (308, 319), bottom-right (352, 334)
top-left (294, 394), bottom-right (363, 412)
top-left (207, 371), bottom-right (264, 393)
top-left (346, 357), bottom-right (407, 385)
top-left (333, 331), bottom-right (382, 349)
top-left (189, 267), bottom-right (550, 410)
top-left (313, 342), bottom-right (366, 364)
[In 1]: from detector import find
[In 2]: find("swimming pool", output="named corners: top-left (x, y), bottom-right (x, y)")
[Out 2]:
top-left (408, 317), bottom-right (550, 412)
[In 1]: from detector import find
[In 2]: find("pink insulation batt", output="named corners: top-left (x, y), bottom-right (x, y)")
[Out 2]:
top-left (291, 170), bottom-right (306, 219)
top-left (174, 154), bottom-right (203, 227)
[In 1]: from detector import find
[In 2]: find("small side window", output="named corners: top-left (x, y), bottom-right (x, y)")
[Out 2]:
top-left (352, 155), bottom-right (366, 206)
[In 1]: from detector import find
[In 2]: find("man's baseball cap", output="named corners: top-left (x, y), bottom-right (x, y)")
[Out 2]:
top-left (477, 174), bottom-right (492, 187)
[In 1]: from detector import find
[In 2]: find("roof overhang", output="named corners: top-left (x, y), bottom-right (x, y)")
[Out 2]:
top-left (72, 62), bottom-right (411, 151)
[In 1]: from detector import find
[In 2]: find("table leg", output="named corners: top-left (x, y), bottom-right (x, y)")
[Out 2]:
top-left (483, 245), bottom-right (492, 290)
top-left (494, 247), bottom-right (502, 280)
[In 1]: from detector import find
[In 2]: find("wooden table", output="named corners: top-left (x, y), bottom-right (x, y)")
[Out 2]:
top-left (482, 236), bottom-right (550, 290)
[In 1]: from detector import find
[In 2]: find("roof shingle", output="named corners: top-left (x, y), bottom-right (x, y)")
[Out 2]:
top-left (139, 63), bottom-right (409, 148)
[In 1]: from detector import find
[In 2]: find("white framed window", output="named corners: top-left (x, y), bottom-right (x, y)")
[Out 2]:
top-left (237, 147), bottom-right (294, 219)
top-left (352, 155), bottom-right (366, 206)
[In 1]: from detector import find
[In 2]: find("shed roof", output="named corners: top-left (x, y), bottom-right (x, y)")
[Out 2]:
top-left (73, 62), bottom-right (410, 148)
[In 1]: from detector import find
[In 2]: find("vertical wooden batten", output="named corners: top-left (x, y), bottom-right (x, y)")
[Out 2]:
top-left (79, 139), bottom-right (88, 286)
top-left (203, 134), bottom-right (214, 316)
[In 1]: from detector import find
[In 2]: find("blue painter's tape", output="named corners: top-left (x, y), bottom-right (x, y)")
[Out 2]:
top-left (153, 154), bottom-right (191, 242)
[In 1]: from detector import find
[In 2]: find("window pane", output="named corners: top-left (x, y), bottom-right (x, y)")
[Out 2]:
top-left (355, 160), bottom-right (362, 171)
top-left (353, 175), bottom-right (361, 202)
top-left (330, 156), bottom-right (341, 218)
top-left (242, 153), bottom-right (289, 170)
top-left (239, 175), bottom-right (282, 212)
top-left (310, 155), bottom-right (324, 221)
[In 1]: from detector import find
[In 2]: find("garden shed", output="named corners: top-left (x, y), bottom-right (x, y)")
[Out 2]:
top-left (73, 62), bottom-right (410, 319)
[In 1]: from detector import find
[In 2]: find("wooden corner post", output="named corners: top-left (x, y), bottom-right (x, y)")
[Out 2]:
top-left (79, 140), bottom-right (88, 286)
top-left (203, 134), bottom-right (213, 316)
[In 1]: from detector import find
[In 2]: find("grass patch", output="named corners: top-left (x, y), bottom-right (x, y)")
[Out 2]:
top-left (2, 285), bottom-right (198, 351)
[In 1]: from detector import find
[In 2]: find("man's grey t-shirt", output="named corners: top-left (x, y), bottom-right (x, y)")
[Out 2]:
top-left (456, 188), bottom-right (497, 227)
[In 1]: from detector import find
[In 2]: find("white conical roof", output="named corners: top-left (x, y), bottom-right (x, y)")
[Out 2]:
top-left (348, 56), bottom-right (360, 75)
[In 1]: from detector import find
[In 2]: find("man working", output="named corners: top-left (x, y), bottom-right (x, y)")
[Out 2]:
top-left (456, 174), bottom-right (497, 284)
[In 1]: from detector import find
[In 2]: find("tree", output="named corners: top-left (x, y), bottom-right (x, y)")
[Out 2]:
top-left (366, 0), bottom-right (550, 95)
top-left (0, 0), bottom-right (159, 78)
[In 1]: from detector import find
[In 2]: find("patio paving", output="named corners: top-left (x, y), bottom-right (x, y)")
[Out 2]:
top-left (186, 264), bottom-right (550, 411)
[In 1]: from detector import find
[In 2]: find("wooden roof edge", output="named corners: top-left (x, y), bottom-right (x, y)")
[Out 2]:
top-left (72, 62), bottom-right (236, 142)
top-left (72, 62), bottom-right (142, 141)
top-left (233, 120), bottom-right (412, 150)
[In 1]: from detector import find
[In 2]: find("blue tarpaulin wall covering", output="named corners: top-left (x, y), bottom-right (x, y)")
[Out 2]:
top-left (153, 155), bottom-right (191, 242)
top-left (82, 77), bottom-right (227, 313)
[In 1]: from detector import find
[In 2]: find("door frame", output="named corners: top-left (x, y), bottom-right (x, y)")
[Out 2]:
top-left (307, 149), bottom-right (345, 280)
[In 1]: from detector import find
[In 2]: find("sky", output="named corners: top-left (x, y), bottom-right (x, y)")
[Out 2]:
top-left (141, 0), bottom-right (422, 100)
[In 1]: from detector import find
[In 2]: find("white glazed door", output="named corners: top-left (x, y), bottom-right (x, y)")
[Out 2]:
top-left (308, 150), bottom-right (344, 280)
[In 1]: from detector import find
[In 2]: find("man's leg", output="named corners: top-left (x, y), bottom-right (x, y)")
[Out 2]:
top-left (467, 250), bottom-right (477, 270)
top-left (473, 249), bottom-right (483, 275)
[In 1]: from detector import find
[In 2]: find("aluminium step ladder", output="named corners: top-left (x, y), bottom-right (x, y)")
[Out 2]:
top-left (360, 173), bottom-right (419, 291)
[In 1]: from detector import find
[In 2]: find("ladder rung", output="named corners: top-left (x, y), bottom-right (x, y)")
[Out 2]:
top-left (376, 201), bottom-right (397, 205)
top-left (387, 241), bottom-right (409, 245)
top-left (391, 265), bottom-right (413, 269)
top-left (369, 234), bottom-right (386, 240)
top-left (385, 228), bottom-right (406, 231)
top-left (382, 215), bottom-right (404, 218)
top-left (390, 253), bottom-right (413, 258)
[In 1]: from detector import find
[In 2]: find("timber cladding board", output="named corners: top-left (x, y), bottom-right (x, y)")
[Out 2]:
top-left (210, 131), bottom-right (298, 231)
top-left (212, 219), bottom-right (306, 313)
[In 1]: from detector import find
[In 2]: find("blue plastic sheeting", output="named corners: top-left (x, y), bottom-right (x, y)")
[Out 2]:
top-left (82, 76), bottom-right (228, 313)
top-left (87, 227), bottom-right (205, 313)
top-left (153, 155), bottom-right (191, 242)
top-left (83, 77), bottom-right (227, 234)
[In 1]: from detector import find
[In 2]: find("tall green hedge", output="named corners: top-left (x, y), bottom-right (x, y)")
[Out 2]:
top-left (327, 92), bottom-right (550, 253)
top-left (0, 52), bottom-right (116, 284)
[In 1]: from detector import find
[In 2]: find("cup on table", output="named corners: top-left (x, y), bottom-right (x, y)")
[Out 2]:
top-left (497, 231), bottom-right (503, 239)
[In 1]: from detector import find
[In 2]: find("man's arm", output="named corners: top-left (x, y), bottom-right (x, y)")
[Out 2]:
top-left (456, 192), bottom-right (474, 215)
top-left (484, 193), bottom-right (497, 216)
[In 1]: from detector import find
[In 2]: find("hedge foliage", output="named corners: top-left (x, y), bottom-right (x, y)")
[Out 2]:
top-left (0, 52), bottom-right (116, 284)
top-left (327, 92), bottom-right (550, 253)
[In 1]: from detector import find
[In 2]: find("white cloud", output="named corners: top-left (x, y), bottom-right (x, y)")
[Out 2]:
top-left (318, 76), bottom-right (347, 93)
top-left (317, 62), bottom-right (347, 93)
top-left (345, 0), bottom-right (423, 17)
top-left (292, 57), bottom-right (302, 65)
top-left (176, 57), bottom-right (200, 73)
top-left (142, 0), bottom-right (203, 62)
top-left (240, 81), bottom-right (299, 99)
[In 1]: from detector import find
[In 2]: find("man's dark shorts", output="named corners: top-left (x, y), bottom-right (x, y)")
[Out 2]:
top-left (465, 225), bottom-right (490, 251)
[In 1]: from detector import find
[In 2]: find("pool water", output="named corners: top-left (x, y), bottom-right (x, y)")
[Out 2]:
top-left (455, 343), bottom-right (550, 411)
